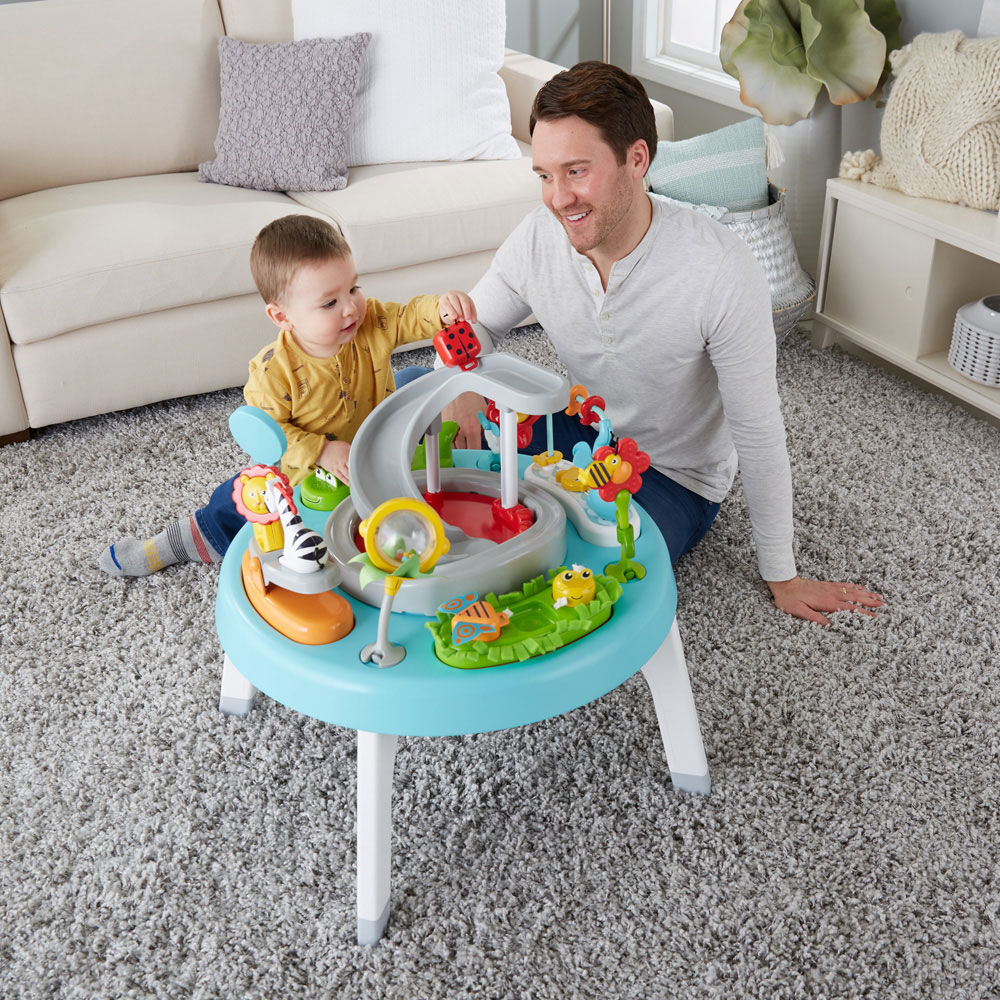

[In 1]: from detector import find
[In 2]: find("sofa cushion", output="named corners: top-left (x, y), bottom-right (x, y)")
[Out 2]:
top-left (287, 142), bottom-right (538, 273)
top-left (199, 33), bottom-right (371, 193)
top-left (0, 0), bottom-right (224, 202)
top-left (0, 174), bottom-right (324, 345)
top-left (292, 0), bottom-right (520, 166)
top-left (13, 295), bottom-right (279, 429)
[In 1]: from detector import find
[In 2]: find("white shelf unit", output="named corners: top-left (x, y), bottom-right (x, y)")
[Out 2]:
top-left (813, 178), bottom-right (1000, 419)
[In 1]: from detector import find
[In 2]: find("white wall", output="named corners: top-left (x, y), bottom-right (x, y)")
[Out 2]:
top-left (505, 0), bottom-right (601, 67)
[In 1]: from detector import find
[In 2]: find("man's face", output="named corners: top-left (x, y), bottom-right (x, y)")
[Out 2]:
top-left (532, 116), bottom-right (646, 259)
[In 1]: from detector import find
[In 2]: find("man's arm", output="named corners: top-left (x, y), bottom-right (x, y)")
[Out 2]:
top-left (706, 241), bottom-right (884, 624)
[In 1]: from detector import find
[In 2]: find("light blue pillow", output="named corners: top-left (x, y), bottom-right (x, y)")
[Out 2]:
top-left (647, 117), bottom-right (769, 212)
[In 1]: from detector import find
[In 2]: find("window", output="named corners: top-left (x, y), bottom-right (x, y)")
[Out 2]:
top-left (663, 0), bottom-right (737, 70)
top-left (631, 0), bottom-right (748, 111)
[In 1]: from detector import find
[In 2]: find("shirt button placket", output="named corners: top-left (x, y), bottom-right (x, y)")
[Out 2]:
top-left (601, 309), bottom-right (612, 347)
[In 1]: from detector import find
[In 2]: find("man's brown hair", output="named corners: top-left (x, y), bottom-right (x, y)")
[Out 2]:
top-left (529, 60), bottom-right (658, 168)
top-left (250, 214), bottom-right (352, 305)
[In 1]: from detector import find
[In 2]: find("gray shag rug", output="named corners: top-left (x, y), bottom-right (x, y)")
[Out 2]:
top-left (2, 327), bottom-right (999, 1000)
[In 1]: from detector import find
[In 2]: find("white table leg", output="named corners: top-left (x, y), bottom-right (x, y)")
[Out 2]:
top-left (640, 621), bottom-right (711, 794)
top-left (356, 730), bottom-right (398, 945)
top-left (218, 653), bottom-right (258, 716)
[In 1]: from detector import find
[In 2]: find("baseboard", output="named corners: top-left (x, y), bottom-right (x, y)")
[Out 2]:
top-left (0, 429), bottom-right (29, 447)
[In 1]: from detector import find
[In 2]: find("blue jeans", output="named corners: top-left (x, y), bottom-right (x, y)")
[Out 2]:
top-left (194, 365), bottom-right (434, 557)
top-left (196, 365), bottom-right (720, 563)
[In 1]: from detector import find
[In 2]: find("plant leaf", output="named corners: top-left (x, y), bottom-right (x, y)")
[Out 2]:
top-left (720, 0), bottom-right (751, 78)
top-left (863, 0), bottom-right (903, 59)
top-left (391, 552), bottom-right (423, 579)
top-left (750, 0), bottom-right (807, 70)
top-left (722, 0), bottom-right (802, 77)
top-left (730, 0), bottom-right (821, 123)
top-left (861, 0), bottom-right (903, 96)
top-left (799, 0), bottom-right (887, 105)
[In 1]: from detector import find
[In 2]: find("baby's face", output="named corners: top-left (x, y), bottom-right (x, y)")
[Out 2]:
top-left (273, 254), bottom-right (366, 358)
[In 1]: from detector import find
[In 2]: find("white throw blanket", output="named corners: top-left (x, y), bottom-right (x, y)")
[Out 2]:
top-left (840, 31), bottom-right (1000, 211)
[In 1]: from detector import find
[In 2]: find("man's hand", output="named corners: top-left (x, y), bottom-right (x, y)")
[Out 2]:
top-left (767, 576), bottom-right (884, 626)
top-left (442, 390), bottom-right (486, 449)
top-left (318, 439), bottom-right (351, 484)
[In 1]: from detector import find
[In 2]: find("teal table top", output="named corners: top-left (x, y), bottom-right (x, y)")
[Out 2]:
top-left (215, 454), bottom-right (677, 737)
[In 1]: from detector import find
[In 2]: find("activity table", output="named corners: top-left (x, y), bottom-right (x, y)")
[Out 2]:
top-left (215, 477), bottom-right (711, 945)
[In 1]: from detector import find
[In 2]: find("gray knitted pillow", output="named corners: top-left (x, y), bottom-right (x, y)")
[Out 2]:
top-left (199, 33), bottom-right (370, 192)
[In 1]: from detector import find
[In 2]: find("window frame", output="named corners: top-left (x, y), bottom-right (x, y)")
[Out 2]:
top-left (631, 0), bottom-right (748, 112)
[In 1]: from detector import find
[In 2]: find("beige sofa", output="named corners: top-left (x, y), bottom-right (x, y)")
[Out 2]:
top-left (0, 0), bottom-right (674, 444)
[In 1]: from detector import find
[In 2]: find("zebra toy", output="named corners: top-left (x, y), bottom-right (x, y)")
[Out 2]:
top-left (264, 477), bottom-right (328, 574)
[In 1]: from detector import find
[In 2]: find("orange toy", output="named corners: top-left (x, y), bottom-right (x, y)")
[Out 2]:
top-left (241, 550), bottom-right (354, 645)
top-left (565, 384), bottom-right (588, 416)
top-left (439, 592), bottom-right (512, 645)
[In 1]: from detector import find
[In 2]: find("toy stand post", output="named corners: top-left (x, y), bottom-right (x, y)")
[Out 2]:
top-left (360, 579), bottom-right (407, 667)
top-left (498, 405), bottom-right (518, 508)
top-left (424, 413), bottom-right (442, 495)
top-left (640, 622), bottom-right (710, 794)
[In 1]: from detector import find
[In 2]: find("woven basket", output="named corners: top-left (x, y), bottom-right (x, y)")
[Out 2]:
top-left (718, 184), bottom-right (816, 343)
top-left (948, 295), bottom-right (1000, 387)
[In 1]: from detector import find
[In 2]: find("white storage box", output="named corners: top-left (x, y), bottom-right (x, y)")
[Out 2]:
top-left (948, 295), bottom-right (1000, 387)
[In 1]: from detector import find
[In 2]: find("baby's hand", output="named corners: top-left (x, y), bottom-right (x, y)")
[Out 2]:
top-left (438, 291), bottom-right (477, 326)
top-left (318, 439), bottom-right (351, 485)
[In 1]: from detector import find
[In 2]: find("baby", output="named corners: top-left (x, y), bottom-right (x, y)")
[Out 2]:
top-left (99, 214), bottom-right (474, 577)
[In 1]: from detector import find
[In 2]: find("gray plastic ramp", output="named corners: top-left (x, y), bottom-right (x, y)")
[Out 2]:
top-left (348, 354), bottom-right (569, 519)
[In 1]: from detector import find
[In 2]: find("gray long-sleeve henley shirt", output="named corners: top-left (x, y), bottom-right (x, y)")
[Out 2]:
top-left (470, 194), bottom-right (797, 581)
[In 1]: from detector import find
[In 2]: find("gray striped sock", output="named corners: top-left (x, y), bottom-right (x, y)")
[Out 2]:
top-left (98, 515), bottom-right (222, 577)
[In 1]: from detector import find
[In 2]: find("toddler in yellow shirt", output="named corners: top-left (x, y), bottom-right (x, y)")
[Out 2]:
top-left (99, 214), bottom-right (474, 577)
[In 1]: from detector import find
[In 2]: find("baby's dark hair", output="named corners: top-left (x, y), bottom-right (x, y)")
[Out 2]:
top-left (250, 215), bottom-right (352, 305)
top-left (529, 61), bottom-right (657, 168)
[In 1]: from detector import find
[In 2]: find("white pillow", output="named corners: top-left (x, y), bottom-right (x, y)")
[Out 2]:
top-left (292, 0), bottom-right (520, 166)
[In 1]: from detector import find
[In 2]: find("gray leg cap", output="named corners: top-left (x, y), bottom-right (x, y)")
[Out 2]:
top-left (357, 902), bottom-right (390, 946)
top-left (670, 770), bottom-right (711, 795)
top-left (219, 695), bottom-right (255, 717)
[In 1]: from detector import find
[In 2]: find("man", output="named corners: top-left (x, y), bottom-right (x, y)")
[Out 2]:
top-left (445, 61), bottom-right (882, 626)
